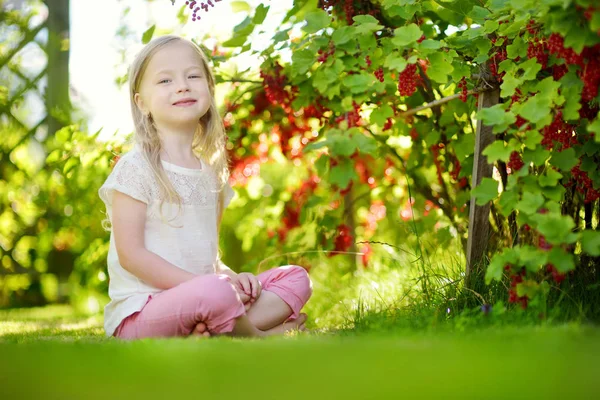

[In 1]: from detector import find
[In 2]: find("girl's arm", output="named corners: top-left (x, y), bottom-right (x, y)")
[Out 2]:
top-left (215, 189), bottom-right (238, 279)
top-left (112, 190), bottom-right (197, 290)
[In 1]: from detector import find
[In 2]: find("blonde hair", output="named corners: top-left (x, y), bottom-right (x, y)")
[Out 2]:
top-left (129, 35), bottom-right (229, 219)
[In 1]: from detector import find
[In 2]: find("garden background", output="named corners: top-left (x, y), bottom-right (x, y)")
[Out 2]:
top-left (1, 0), bottom-right (599, 398)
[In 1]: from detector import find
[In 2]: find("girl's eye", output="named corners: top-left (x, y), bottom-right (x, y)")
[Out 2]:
top-left (189, 75), bottom-right (201, 79)
top-left (158, 79), bottom-right (170, 84)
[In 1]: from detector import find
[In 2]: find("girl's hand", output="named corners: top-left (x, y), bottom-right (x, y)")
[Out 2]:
top-left (233, 272), bottom-right (262, 308)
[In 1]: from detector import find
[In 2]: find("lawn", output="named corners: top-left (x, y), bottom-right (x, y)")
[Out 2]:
top-left (1, 305), bottom-right (599, 399)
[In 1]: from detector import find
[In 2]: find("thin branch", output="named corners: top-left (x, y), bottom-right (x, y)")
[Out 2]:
top-left (399, 88), bottom-right (490, 118)
top-left (220, 78), bottom-right (263, 84)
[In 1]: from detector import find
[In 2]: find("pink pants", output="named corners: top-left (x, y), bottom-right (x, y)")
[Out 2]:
top-left (113, 265), bottom-right (312, 340)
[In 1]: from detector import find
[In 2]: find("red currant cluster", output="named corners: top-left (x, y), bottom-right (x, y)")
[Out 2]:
top-left (527, 40), bottom-right (548, 69)
top-left (398, 63), bottom-right (418, 97)
top-left (276, 174), bottom-right (320, 242)
top-left (571, 164), bottom-right (600, 203)
top-left (526, 19), bottom-right (538, 35)
top-left (259, 62), bottom-right (296, 113)
top-left (541, 111), bottom-right (578, 151)
top-left (365, 55), bottom-right (372, 67)
top-left (547, 33), bottom-right (584, 66)
top-left (507, 151), bottom-right (524, 173)
top-left (505, 266), bottom-right (528, 309)
top-left (546, 263), bottom-right (566, 284)
top-left (334, 100), bottom-right (362, 128)
top-left (489, 40), bottom-right (507, 81)
top-left (229, 154), bottom-right (261, 186)
top-left (457, 76), bottom-right (468, 102)
top-left (303, 99), bottom-right (329, 121)
top-left (331, 223), bottom-right (354, 255)
top-left (374, 67), bottom-right (384, 82)
top-left (430, 143), bottom-right (445, 185)
top-left (319, 0), bottom-right (381, 24)
top-left (383, 117), bottom-right (393, 131)
top-left (183, 0), bottom-right (221, 22)
top-left (353, 152), bottom-right (377, 189)
top-left (449, 158), bottom-right (461, 181)
top-left (317, 42), bottom-right (336, 63)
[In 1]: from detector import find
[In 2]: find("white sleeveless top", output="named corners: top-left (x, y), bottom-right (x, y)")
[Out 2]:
top-left (98, 147), bottom-right (235, 337)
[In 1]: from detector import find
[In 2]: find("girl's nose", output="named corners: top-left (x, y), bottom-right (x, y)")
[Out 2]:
top-left (176, 80), bottom-right (190, 93)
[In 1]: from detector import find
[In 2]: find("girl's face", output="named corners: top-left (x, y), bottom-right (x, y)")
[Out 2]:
top-left (135, 41), bottom-right (211, 132)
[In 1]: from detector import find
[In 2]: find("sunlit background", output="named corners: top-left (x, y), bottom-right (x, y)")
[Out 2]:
top-left (70, 0), bottom-right (296, 140)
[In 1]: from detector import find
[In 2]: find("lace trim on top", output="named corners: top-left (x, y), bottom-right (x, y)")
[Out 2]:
top-left (108, 151), bottom-right (220, 208)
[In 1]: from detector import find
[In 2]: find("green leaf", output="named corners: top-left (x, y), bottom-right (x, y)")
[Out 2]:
top-left (252, 3), bottom-right (269, 24)
top-left (523, 147), bottom-right (550, 167)
top-left (581, 231), bottom-right (600, 256)
top-left (230, 1), bottom-right (251, 12)
top-left (353, 14), bottom-right (384, 34)
top-left (523, 131), bottom-right (542, 150)
top-left (516, 191), bottom-right (545, 215)
top-left (535, 213), bottom-right (577, 246)
top-left (453, 133), bottom-right (475, 162)
top-left (142, 25), bottom-right (156, 44)
top-left (476, 104), bottom-right (515, 132)
top-left (539, 168), bottom-right (562, 187)
top-left (392, 24), bottom-right (423, 47)
top-left (370, 104), bottom-right (394, 127)
top-left (63, 157), bottom-right (79, 175)
top-left (315, 155), bottom-right (328, 176)
top-left (427, 52), bottom-right (453, 83)
top-left (352, 132), bottom-right (378, 155)
top-left (587, 114), bottom-right (600, 137)
top-left (384, 53), bottom-right (408, 72)
top-left (548, 247), bottom-right (576, 273)
top-left (472, 177), bottom-right (499, 206)
top-left (332, 26), bottom-right (354, 45)
top-left (291, 49), bottom-right (314, 76)
top-left (222, 33), bottom-right (249, 47)
top-left (498, 189), bottom-right (519, 216)
top-left (506, 36), bottom-right (526, 59)
top-left (331, 136), bottom-right (356, 157)
top-left (303, 10), bottom-right (330, 34)
top-left (517, 94), bottom-right (552, 125)
top-left (500, 73), bottom-right (523, 98)
top-left (46, 149), bottom-right (62, 164)
top-left (342, 73), bottom-right (374, 94)
top-left (330, 159), bottom-right (357, 189)
top-left (486, 248), bottom-right (519, 284)
top-left (549, 148), bottom-right (578, 171)
top-left (521, 58), bottom-right (543, 81)
top-left (519, 245), bottom-right (548, 273)
top-left (482, 140), bottom-right (518, 163)
top-left (483, 20), bottom-right (499, 34)
top-left (419, 39), bottom-right (442, 50)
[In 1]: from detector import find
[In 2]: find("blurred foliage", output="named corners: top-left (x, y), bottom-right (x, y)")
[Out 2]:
top-left (1, 0), bottom-right (599, 327)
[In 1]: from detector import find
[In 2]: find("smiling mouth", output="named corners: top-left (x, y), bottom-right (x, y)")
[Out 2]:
top-left (173, 100), bottom-right (197, 106)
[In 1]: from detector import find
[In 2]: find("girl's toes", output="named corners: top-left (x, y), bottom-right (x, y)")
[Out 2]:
top-left (192, 322), bottom-right (209, 336)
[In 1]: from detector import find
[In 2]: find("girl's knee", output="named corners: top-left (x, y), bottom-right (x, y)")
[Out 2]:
top-left (287, 265), bottom-right (313, 302)
top-left (189, 274), bottom-right (242, 313)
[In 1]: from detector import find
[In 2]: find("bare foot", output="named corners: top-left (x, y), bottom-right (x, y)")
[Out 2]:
top-left (264, 313), bottom-right (308, 336)
top-left (190, 322), bottom-right (211, 338)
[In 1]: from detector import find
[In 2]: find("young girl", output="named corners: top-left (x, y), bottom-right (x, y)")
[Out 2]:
top-left (98, 35), bottom-right (312, 340)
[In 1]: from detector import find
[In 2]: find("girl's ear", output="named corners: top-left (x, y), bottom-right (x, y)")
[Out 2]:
top-left (134, 92), bottom-right (148, 115)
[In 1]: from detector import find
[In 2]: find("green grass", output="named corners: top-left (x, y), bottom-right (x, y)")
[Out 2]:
top-left (1, 305), bottom-right (599, 399)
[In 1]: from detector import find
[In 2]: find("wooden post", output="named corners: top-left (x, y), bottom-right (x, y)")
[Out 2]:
top-left (465, 86), bottom-right (499, 288)
top-left (44, 0), bottom-right (71, 136)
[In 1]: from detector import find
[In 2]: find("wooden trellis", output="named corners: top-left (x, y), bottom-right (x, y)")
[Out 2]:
top-left (0, 0), bottom-right (70, 290)
top-left (0, 0), bottom-right (69, 152)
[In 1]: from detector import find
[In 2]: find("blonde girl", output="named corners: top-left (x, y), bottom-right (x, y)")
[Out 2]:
top-left (99, 35), bottom-right (312, 339)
